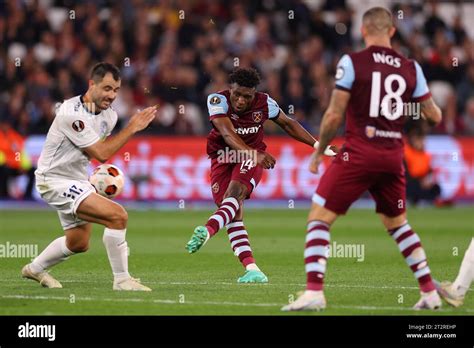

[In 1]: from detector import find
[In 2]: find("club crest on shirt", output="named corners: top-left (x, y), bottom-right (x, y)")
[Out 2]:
top-left (72, 120), bottom-right (85, 132)
top-left (210, 96), bottom-right (221, 105)
top-left (211, 182), bottom-right (219, 193)
top-left (365, 126), bottom-right (376, 138)
top-left (252, 111), bottom-right (263, 123)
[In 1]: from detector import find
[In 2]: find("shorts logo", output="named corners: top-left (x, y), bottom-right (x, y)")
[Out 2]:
top-left (72, 120), bottom-right (85, 132)
top-left (252, 111), bottom-right (263, 123)
top-left (335, 67), bottom-right (345, 80)
top-left (365, 126), bottom-right (376, 138)
top-left (211, 182), bottom-right (219, 193)
top-left (210, 96), bottom-right (221, 105)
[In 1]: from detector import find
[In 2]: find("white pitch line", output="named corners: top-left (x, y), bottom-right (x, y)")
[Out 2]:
top-left (1, 294), bottom-right (473, 312)
top-left (0, 278), bottom-right (423, 290)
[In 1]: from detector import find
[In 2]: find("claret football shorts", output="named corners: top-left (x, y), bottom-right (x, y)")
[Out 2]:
top-left (313, 153), bottom-right (406, 217)
top-left (210, 157), bottom-right (263, 206)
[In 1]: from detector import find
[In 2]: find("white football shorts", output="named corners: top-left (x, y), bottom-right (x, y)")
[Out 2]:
top-left (36, 179), bottom-right (96, 230)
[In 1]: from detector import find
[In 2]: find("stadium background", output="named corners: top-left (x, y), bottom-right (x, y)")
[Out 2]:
top-left (1, 0), bottom-right (474, 205)
top-left (0, 0), bottom-right (473, 319)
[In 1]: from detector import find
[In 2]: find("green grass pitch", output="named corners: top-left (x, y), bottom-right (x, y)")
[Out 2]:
top-left (0, 207), bottom-right (472, 315)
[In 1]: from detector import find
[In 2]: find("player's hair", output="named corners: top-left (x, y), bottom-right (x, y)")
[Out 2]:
top-left (90, 62), bottom-right (121, 83)
top-left (362, 7), bottom-right (393, 35)
top-left (229, 68), bottom-right (261, 88)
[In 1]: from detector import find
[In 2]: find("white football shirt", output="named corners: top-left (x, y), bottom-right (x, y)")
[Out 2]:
top-left (35, 95), bottom-right (118, 182)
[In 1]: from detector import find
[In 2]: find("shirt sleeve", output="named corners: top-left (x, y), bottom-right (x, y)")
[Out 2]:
top-left (207, 93), bottom-right (229, 120)
top-left (58, 107), bottom-right (100, 148)
top-left (266, 95), bottom-right (280, 119)
top-left (334, 54), bottom-right (355, 91)
top-left (412, 61), bottom-right (431, 101)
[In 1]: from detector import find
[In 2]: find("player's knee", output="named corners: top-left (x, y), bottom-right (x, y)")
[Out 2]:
top-left (68, 240), bottom-right (89, 253)
top-left (381, 213), bottom-right (406, 230)
top-left (109, 206), bottom-right (128, 229)
top-left (225, 184), bottom-right (247, 202)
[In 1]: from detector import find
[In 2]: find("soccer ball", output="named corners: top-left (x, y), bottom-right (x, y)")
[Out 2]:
top-left (89, 164), bottom-right (125, 199)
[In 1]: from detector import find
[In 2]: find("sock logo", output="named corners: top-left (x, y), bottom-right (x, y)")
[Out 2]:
top-left (18, 322), bottom-right (56, 341)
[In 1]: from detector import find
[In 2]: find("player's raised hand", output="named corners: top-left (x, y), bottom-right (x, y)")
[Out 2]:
top-left (129, 106), bottom-right (158, 133)
top-left (257, 151), bottom-right (276, 169)
top-left (309, 151), bottom-right (324, 174)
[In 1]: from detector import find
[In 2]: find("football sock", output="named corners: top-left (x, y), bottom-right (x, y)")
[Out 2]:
top-left (246, 263), bottom-right (261, 271)
top-left (103, 228), bottom-right (130, 280)
top-left (388, 223), bottom-right (435, 293)
top-left (226, 220), bottom-right (256, 268)
top-left (305, 220), bottom-right (330, 291)
top-left (452, 238), bottom-right (474, 296)
top-left (206, 197), bottom-right (240, 236)
top-left (30, 236), bottom-right (75, 273)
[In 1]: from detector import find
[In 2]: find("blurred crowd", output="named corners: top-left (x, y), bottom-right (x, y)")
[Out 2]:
top-left (0, 0), bottom-right (473, 138)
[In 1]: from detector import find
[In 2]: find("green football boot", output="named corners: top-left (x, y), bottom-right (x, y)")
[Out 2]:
top-left (237, 270), bottom-right (268, 283)
top-left (185, 226), bottom-right (210, 253)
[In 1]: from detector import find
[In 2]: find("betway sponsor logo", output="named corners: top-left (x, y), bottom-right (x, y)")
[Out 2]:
top-left (18, 322), bottom-right (56, 341)
top-left (234, 125), bottom-right (261, 135)
top-left (365, 126), bottom-right (402, 139)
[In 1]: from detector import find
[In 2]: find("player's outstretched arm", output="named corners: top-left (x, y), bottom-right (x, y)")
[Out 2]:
top-left (272, 109), bottom-right (337, 155)
top-left (316, 89), bottom-right (350, 156)
top-left (309, 89), bottom-right (350, 174)
top-left (84, 106), bottom-right (157, 163)
top-left (420, 97), bottom-right (442, 127)
top-left (272, 109), bottom-right (316, 146)
top-left (212, 117), bottom-right (275, 169)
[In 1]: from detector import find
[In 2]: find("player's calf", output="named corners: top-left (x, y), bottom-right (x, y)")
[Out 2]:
top-left (387, 222), bottom-right (436, 293)
top-left (305, 220), bottom-right (331, 291)
top-left (65, 229), bottom-right (90, 253)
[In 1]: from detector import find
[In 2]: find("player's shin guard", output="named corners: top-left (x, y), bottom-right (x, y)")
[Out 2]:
top-left (305, 220), bottom-right (330, 291)
top-left (103, 228), bottom-right (130, 280)
top-left (29, 236), bottom-right (75, 273)
top-left (226, 220), bottom-right (255, 267)
top-left (388, 223), bottom-right (435, 293)
top-left (206, 197), bottom-right (240, 236)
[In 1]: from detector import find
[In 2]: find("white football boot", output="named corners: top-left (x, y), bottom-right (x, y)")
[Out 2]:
top-left (113, 277), bottom-right (152, 291)
top-left (281, 290), bottom-right (326, 312)
top-left (21, 263), bottom-right (62, 288)
top-left (434, 281), bottom-right (464, 307)
top-left (413, 290), bottom-right (442, 310)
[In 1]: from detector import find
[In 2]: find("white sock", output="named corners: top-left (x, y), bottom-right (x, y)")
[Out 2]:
top-left (246, 263), bottom-right (261, 271)
top-left (305, 290), bottom-right (322, 296)
top-left (30, 236), bottom-right (74, 273)
top-left (452, 238), bottom-right (474, 296)
top-left (103, 228), bottom-right (130, 280)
